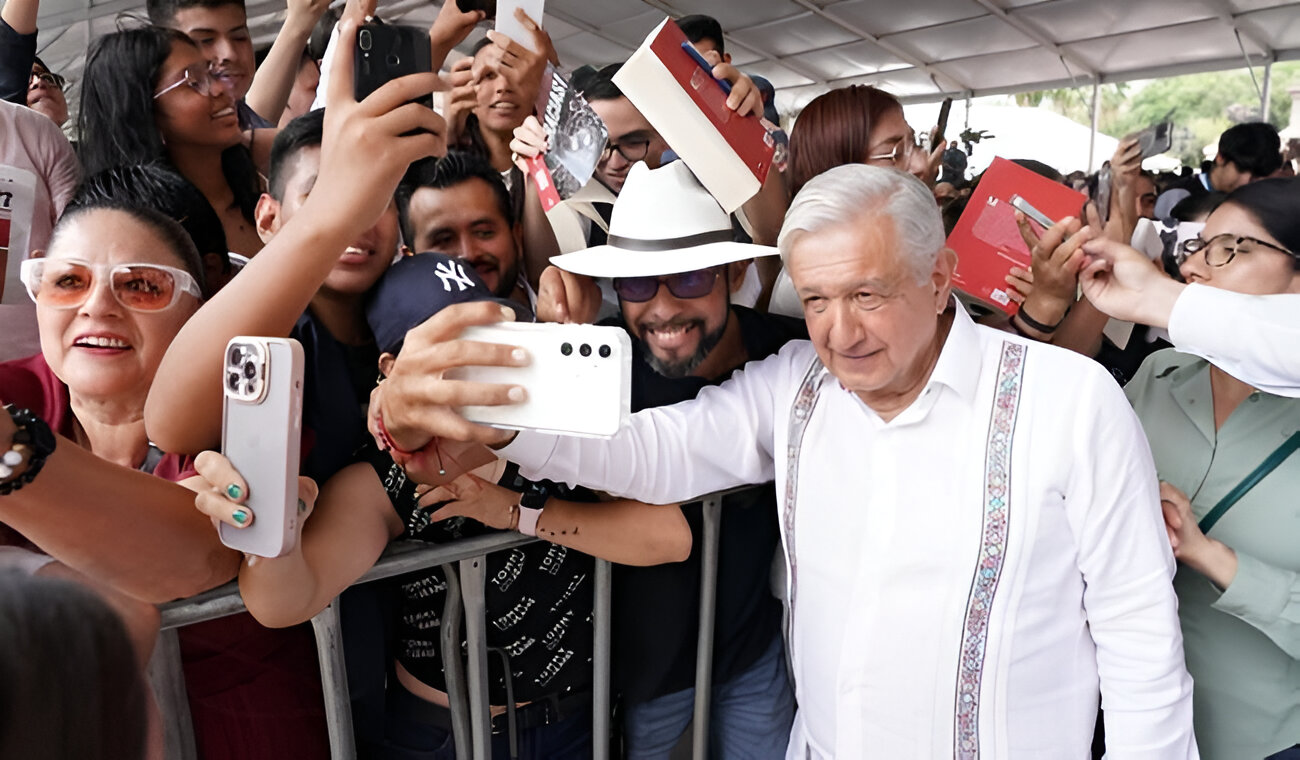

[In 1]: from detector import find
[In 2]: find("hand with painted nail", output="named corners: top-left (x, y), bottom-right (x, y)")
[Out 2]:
top-left (193, 450), bottom-right (319, 535)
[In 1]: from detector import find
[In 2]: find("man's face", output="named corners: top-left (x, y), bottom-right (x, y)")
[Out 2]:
top-left (170, 4), bottom-right (256, 101)
top-left (471, 49), bottom-right (527, 136)
top-left (589, 96), bottom-right (669, 194)
top-left (619, 266), bottom-right (731, 378)
top-left (256, 145), bottom-right (397, 295)
top-left (27, 63), bottom-right (68, 126)
top-left (787, 215), bottom-right (954, 408)
top-left (1211, 155), bottom-right (1252, 192)
top-left (407, 179), bottom-right (522, 299)
top-left (690, 37), bottom-right (731, 65)
top-left (1134, 175), bottom-right (1157, 219)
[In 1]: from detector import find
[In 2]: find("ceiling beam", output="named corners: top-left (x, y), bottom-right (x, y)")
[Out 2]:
top-left (967, 0), bottom-right (1096, 80)
top-left (1200, 0), bottom-right (1274, 60)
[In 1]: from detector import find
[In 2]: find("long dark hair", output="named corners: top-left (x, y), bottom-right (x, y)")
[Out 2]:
top-left (1222, 177), bottom-right (1300, 266)
top-left (77, 25), bottom-right (260, 224)
top-left (0, 571), bottom-right (148, 760)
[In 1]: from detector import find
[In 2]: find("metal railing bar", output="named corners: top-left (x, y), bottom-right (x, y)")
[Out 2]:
top-left (460, 556), bottom-right (493, 759)
top-left (592, 558), bottom-right (613, 760)
top-left (440, 563), bottom-right (472, 759)
top-left (691, 495), bottom-right (723, 759)
top-left (309, 598), bottom-right (358, 759)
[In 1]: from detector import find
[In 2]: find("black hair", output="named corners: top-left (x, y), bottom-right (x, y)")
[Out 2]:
top-left (268, 108), bottom-right (325, 200)
top-left (1217, 122), bottom-right (1282, 178)
top-left (396, 151), bottom-right (516, 248)
top-left (678, 14), bottom-right (725, 55)
top-left (0, 572), bottom-right (148, 760)
top-left (68, 163), bottom-right (222, 291)
top-left (471, 36), bottom-right (495, 56)
top-left (146, 0), bottom-right (246, 26)
top-left (578, 64), bottom-right (624, 103)
top-left (1169, 191), bottom-right (1226, 224)
top-left (1222, 177), bottom-right (1300, 264)
top-left (77, 26), bottom-right (261, 227)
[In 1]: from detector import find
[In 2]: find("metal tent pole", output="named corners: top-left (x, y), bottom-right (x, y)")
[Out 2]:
top-left (1262, 60), bottom-right (1274, 122)
top-left (1089, 80), bottom-right (1101, 172)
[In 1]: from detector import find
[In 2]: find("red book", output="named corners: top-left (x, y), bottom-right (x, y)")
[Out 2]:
top-left (614, 17), bottom-right (776, 212)
top-left (947, 157), bottom-right (1086, 315)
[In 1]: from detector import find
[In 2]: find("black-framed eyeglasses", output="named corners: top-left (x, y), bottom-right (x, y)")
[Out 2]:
top-left (153, 62), bottom-right (217, 100)
top-left (1174, 233), bottom-right (1295, 269)
top-left (601, 137), bottom-right (651, 164)
top-left (30, 70), bottom-right (65, 90)
top-left (612, 267), bottom-right (722, 303)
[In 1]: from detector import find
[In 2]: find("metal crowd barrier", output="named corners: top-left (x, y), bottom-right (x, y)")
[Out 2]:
top-left (149, 487), bottom-right (754, 760)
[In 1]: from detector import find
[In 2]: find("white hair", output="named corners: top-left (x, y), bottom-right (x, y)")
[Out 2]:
top-left (777, 165), bottom-right (946, 284)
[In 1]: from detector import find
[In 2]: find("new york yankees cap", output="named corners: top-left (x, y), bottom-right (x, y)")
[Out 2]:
top-left (365, 252), bottom-right (534, 356)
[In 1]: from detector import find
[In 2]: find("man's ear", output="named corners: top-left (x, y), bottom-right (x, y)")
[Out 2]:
top-left (723, 52), bottom-right (733, 64)
top-left (378, 352), bottom-right (397, 378)
top-left (254, 193), bottom-right (281, 243)
top-left (727, 259), bottom-right (751, 294)
top-left (30, 249), bottom-right (45, 259)
top-left (931, 247), bottom-right (959, 311)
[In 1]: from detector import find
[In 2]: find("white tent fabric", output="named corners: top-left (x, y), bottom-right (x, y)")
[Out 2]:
top-left (29, 0), bottom-right (1300, 113)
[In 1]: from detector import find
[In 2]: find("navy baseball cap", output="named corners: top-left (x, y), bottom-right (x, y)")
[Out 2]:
top-left (365, 253), bottom-right (533, 356)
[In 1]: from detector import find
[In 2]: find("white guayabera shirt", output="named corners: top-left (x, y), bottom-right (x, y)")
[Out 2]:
top-left (501, 303), bottom-right (1198, 759)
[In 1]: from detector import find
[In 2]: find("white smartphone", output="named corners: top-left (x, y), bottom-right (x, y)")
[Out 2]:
top-left (1008, 194), bottom-right (1057, 229)
top-left (446, 322), bottom-right (631, 438)
top-left (495, 0), bottom-right (545, 53)
top-left (220, 337), bottom-right (305, 558)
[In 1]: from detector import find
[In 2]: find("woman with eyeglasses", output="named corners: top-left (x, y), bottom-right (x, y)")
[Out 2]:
top-left (0, 174), bottom-right (334, 759)
top-left (77, 25), bottom-right (264, 256)
top-left (1122, 177), bottom-right (1300, 759)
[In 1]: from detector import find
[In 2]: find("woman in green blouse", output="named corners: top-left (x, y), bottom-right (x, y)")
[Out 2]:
top-left (1124, 177), bottom-right (1300, 759)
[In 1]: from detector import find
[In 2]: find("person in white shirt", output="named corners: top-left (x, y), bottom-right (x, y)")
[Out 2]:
top-left (1081, 235), bottom-right (1300, 398)
top-left (373, 164), bottom-right (1198, 758)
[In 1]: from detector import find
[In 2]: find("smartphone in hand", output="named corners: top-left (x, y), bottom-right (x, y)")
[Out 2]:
top-left (445, 322), bottom-right (631, 438)
top-left (455, 0), bottom-right (496, 18)
top-left (935, 97), bottom-right (953, 144)
top-left (1009, 194), bottom-right (1057, 230)
top-left (353, 21), bottom-right (434, 106)
top-left (220, 337), bottom-right (305, 558)
top-left (495, 0), bottom-right (545, 53)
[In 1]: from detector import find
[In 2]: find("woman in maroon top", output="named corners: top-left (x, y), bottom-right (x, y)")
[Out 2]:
top-left (0, 186), bottom-right (329, 759)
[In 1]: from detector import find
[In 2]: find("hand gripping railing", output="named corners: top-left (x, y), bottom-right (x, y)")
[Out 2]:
top-left (149, 485), bottom-right (762, 759)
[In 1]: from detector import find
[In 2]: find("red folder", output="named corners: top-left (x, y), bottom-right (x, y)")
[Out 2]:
top-left (947, 157), bottom-right (1086, 315)
top-left (615, 18), bottom-right (776, 212)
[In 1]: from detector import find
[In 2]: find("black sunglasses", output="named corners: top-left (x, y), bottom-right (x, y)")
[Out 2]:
top-left (612, 268), bottom-right (722, 303)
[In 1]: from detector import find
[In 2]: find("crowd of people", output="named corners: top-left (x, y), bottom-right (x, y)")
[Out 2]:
top-left (2, 0), bottom-right (1299, 758)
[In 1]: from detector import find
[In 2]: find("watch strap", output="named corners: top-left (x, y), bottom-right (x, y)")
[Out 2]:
top-left (516, 492), bottom-right (548, 537)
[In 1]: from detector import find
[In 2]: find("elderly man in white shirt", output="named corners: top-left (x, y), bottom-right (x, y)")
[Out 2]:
top-left (1082, 236), bottom-right (1300, 398)
top-left (374, 164), bottom-right (1198, 758)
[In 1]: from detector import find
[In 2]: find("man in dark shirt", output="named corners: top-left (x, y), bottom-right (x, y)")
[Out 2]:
top-left (546, 159), bottom-right (802, 759)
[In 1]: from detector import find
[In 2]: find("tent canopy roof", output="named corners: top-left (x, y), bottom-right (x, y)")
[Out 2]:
top-left (32, 0), bottom-right (1300, 112)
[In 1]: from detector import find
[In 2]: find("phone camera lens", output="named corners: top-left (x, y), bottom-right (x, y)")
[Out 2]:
top-left (227, 345), bottom-right (242, 366)
top-left (579, 344), bottom-right (592, 357)
top-left (560, 342), bottom-right (573, 356)
top-left (227, 372), bottom-right (240, 391)
top-left (359, 30), bottom-right (372, 51)
top-left (598, 345), bottom-right (611, 358)
top-left (243, 361), bottom-right (258, 380)
top-left (386, 53), bottom-right (401, 67)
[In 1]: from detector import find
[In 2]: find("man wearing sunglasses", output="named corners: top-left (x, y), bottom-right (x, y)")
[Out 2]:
top-left (523, 160), bottom-right (805, 758)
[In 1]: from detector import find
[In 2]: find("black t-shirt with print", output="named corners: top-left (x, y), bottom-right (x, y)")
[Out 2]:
top-left (360, 446), bottom-right (596, 704)
top-left (603, 305), bottom-right (808, 704)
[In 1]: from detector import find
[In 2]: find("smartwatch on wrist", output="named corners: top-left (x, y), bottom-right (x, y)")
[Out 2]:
top-left (516, 491), bottom-right (548, 537)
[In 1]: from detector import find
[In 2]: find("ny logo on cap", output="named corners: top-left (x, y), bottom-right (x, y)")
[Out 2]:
top-left (435, 260), bottom-right (476, 292)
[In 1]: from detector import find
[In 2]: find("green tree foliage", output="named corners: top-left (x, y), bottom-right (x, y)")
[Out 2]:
top-left (1015, 63), bottom-right (1300, 167)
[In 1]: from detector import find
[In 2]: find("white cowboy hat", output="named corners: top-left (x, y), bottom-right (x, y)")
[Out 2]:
top-left (548, 161), bottom-right (777, 278)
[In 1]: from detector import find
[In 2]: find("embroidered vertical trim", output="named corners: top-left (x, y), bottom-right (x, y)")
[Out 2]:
top-left (954, 341), bottom-right (1026, 760)
top-left (783, 356), bottom-right (828, 639)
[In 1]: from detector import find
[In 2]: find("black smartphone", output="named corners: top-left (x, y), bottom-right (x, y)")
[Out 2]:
top-left (456, 0), bottom-right (496, 18)
top-left (1133, 122), bottom-right (1173, 159)
top-left (353, 21), bottom-right (433, 104)
top-left (935, 97), bottom-right (953, 144)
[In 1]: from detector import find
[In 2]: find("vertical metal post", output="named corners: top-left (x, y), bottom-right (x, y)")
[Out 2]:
top-left (309, 598), bottom-right (358, 760)
top-left (440, 564), bottom-right (471, 759)
top-left (1088, 80), bottom-right (1101, 172)
top-left (147, 628), bottom-right (198, 760)
top-left (1262, 60), bottom-right (1274, 122)
top-left (691, 495), bottom-right (724, 759)
top-left (592, 559), bottom-right (613, 760)
top-left (460, 556), bottom-right (492, 759)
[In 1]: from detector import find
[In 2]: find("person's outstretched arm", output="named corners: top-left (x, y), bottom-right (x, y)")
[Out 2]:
top-left (0, 0), bottom-right (38, 104)
top-left (145, 10), bottom-right (447, 454)
top-left (243, 0), bottom-right (329, 124)
top-left (0, 416), bottom-right (239, 603)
